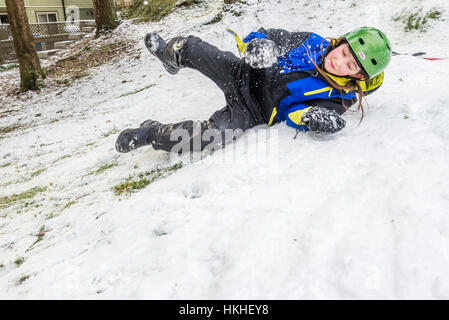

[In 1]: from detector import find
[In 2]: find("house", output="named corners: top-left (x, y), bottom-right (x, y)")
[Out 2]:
top-left (0, 1), bottom-right (133, 25)
top-left (0, 0), bottom-right (133, 63)
top-left (118, 0), bottom-right (132, 7)
top-left (0, 0), bottom-right (97, 24)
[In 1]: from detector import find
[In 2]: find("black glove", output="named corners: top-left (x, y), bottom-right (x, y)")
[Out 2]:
top-left (244, 38), bottom-right (279, 69)
top-left (301, 106), bottom-right (346, 134)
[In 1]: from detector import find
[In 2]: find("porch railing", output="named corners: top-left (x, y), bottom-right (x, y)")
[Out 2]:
top-left (0, 20), bottom-right (95, 64)
top-left (0, 20), bottom-right (95, 41)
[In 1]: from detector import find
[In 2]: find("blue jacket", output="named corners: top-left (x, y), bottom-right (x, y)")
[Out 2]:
top-left (245, 28), bottom-right (384, 131)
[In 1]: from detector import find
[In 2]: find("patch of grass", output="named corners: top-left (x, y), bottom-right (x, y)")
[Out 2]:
top-left (113, 162), bottom-right (183, 196)
top-left (177, 0), bottom-right (203, 7)
top-left (0, 64), bottom-right (19, 72)
top-left (128, 0), bottom-right (202, 22)
top-left (0, 109), bottom-right (15, 119)
top-left (119, 84), bottom-right (156, 98)
top-left (23, 201), bottom-right (35, 208)
top-left (153, 230), bottom-right (168, 237)
top-left (39, 141), bottom-right (61, 147)
top-left (113, 178), bottom-right (149, 195)
top-left (31, 168), bottom-right (47, 177)
top-left (204, 12), bottom-right (223, 25)
top-left (16, 275), bottom-right (30, 285)
top-left (60, 193), bottom-right (89, 211)
top-left (14, 257), bottom-right (24, 267)
top-left (1, 162), bottom-right (11, 168)
top-left (102, 129), bottom-right (120, 138)
top-left (0, 124), bottom-right (21, 135)
top-left (45, 211), bottom-right (58, 220)
top-left (89, 162), bottom-right (118, 175)
top-left (427, 10), bottom-right (443, 20)
top-left (63, 200), bottom-right (77, 210)
top-left (224, 0), bottom-right (246, 4)
top-left (52, 154), bottom-right (72, 164)
top-left (0, 186), bottom-right (47, 210)
top-left (223, 0), bottom-right (247, 17)
top-left (26, 226), bottom-right (48, 252)
top-left (394, 8), bottom-right (443, 32)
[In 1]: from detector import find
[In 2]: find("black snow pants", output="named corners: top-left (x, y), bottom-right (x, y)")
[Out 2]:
top-left (151, 36), bottom-right (267, 153)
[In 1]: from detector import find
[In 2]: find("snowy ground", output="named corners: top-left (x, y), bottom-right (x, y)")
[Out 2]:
top-left (1, 0), bottom-right (449, 299)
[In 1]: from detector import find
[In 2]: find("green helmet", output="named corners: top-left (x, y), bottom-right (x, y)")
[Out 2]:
top-left (344, 27), bottom-right (392, 78)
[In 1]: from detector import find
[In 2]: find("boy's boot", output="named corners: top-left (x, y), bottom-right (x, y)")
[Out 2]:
top-left (116, 119), bottom-right (222, 153)
top-left (115, 120), bottom-right (162, 153)
top-left (144, 33), bottom-right (187, 75)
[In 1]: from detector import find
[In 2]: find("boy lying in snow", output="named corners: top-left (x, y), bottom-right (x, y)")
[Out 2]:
top-left (116, 26), bottom-right (391, 153)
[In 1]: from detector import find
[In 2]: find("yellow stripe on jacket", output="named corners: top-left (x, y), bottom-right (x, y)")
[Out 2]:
top-left (287, 106), bottom-right (312, 125)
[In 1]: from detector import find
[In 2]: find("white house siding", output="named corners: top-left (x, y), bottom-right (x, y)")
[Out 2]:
top-left (0, 0), bottom-right (94, 23)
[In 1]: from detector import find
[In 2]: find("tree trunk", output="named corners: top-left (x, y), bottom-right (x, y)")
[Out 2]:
top-left (5, 0), bottom-right (45, 91)
top-left (92, 0), bottom-right (119, 37)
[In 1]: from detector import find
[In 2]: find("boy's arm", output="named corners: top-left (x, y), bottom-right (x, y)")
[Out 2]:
top-left (244, 27), bottom-right (313, 55)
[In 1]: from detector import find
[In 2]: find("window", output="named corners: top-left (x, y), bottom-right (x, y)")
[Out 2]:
top-left (80, 8), bottom-right (94, 19)
top-left (0, 13), bottom-right (8, 24)
top-left (36, 12), bottom-right (58, 23)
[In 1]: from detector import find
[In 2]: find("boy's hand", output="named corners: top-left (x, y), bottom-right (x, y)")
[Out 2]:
top-left (301, 106), bottom-right (346, 134)
top-left (244, 38), bottom-right (279, 69)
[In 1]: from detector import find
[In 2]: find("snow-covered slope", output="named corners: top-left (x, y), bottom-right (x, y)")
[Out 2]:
top-left (1, 0), bottom-right (449, 299)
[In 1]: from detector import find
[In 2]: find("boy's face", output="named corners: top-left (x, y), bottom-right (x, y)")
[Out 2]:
top-left (324, 43), bottom-right (364, 79)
